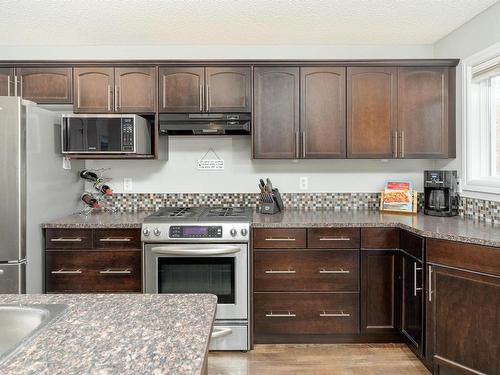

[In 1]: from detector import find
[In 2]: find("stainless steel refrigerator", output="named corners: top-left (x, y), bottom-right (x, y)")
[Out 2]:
top-left (0, 96), bottom-right (83, 293)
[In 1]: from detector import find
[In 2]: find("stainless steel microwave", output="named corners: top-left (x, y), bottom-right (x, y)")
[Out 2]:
top-left (61, 114), bottom-right (151, 154)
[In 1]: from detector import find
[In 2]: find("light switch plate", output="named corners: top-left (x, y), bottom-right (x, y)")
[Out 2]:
top-left (123, 178), bottom-right (133, 192)
top-left (299, 176), bottom-right (309, 190)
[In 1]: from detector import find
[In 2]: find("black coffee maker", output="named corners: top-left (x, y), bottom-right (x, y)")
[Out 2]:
top-left (424, 170), bottom-right (459, 217)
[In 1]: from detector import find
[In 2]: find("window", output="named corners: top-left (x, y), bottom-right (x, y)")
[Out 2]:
top-left (463, 44), bottom-right (500, 194)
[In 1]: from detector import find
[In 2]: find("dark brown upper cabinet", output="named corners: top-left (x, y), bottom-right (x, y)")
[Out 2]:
top-left (300, 67), bottom-right (346, 158)
top-left (17, 68), bottom-right (73, 104)
top-left (0, 67), bottom-right (15, 96)
top-left (159, 66), bottom-right (251, 113)
top-left (74, 67), bottom-right (115, 113)
top-left (253, 67), bottom-right (299, 159)
top-left (398, 67), bottom-right (451, 159)
top-left (205, 67), bottom-right (251, 112)
top-left (347, 67), bottom-right (398, 159)
top-left (159, 67), bottom-right (204, 112)
top-left (115, 67), bottom-right (156, 113)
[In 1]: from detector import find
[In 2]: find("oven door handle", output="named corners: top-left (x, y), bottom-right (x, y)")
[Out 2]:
top-left (150, 245), bottom-right (241, 256)
top-left (211, 327), bottom-right (233, 339)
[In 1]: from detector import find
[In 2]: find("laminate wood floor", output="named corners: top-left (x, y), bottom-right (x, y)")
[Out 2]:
top-left (208, 344), bottom-right (430, 375)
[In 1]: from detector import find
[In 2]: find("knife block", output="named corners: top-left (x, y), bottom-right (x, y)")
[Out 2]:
top-left (260, 188), bottom-right (284, 215)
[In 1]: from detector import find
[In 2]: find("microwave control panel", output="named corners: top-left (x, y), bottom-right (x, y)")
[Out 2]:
top-left (121, 118), bottom-right (135, 151)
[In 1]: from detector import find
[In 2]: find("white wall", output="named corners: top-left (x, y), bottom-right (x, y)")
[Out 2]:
top-left (434, 1), bottom-right (500, 200)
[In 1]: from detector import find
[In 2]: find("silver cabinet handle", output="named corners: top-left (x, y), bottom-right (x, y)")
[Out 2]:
top-left (400, 130), bottom-right (405, 158)
top-left (13, 75), bottom-right (18, 96)
top-left (265, 237), bottom-right (296, 242)
top-left (414, 262), bottom-right (423, 296)
top-left (211, 327), bottom-right (232, 339)
top-left (319, 237), bottom-right (350, 241)
top-left (302, 131), bottom-right (306, 158)
top-left (320, 311), bottom-right (350, 317)
top-left (51, 269), bottom-right (82, 274)
top-left (7, 75), bottom-right (10, 96)
top-left (99, 237), bottom-right (132, 242)
top-left (265, 269), bottom-right (296, 274)
top-left (428, 265), bottom-right (433, 302)
top-left (295, 131), bottom-right (300, 158)
top-left (19, 75), bottom-right (23, 98)
top-left (319, 268), bottom-right (350, 274)
top-left (206, 84), bottom-right (210, 112)
top-left (393, 131), bottom-right (398, 158)
top-left (265, 311), bottom-right (296, 318)
top-left (152, 245), bottom-right (240, 255)
top-left (50, 238), bottom-right (83, 242)
top-left (107, 84), bottom-right (112, 111)
top-left (199, 84), bottom-right (203, 112)
top-left (99, 269), bottom-right (131, 274)
top-left (115, 84), bottom-right (120, 111)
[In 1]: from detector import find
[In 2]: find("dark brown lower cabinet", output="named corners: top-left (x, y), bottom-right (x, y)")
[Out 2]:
top-left (401, 251), bottom-right (424, 357)
top-left (361, 249), bottom-right (400, 335)
top-left (426, 264), bottom-right (500, 375)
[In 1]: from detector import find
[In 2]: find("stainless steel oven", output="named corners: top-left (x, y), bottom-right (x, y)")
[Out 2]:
top-left (144, 243), bottom-right (248, 320)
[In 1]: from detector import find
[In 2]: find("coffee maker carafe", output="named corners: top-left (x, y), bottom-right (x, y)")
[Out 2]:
top-left (424, 170), bottom-right (459, 217)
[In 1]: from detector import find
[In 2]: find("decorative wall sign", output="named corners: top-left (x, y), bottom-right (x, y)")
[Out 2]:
top-left (197, 147), bottom-right (224, 170)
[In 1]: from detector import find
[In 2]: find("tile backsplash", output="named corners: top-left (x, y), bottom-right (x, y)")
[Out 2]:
top-left (103, 193), bottom-right (499, 224)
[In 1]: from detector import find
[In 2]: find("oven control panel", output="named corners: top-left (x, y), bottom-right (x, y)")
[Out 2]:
top-left (169, 225), bottom-right (223, 238)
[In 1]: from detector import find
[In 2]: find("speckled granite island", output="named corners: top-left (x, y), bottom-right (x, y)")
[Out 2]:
top-left (0, 294), bottom-right (217, 375)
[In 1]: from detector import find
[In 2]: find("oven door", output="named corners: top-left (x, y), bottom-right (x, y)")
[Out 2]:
top-left (144, 243), bottom-right (248, 320)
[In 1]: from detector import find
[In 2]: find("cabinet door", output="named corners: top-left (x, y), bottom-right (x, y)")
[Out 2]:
top-left (300, 67), bottom-right (346, 158)
top-left (115, 67), bottom-right (156, 113)
top-left (253, 67), bottom-right (299, 159)
top-left (427, 265), bottom-right (500, 375)
top-left (398, 67), bottom-right (449, 158)
top-left (347, 67), bottom-right (398, 158)
top-left (205, 67), bottom-right (251, 112)
top-left (401, 253), bottom-right (424, 357)
top-left (0, 67), bottom-right (15, 96)
top-left (73, 67), bottom-right (114, 113)
top-left (159, 67), bottom-right (204, 112)
top-left (361, 249), bottom-right (400, 334)
top-left (17, 67), bottom-right (72, 104)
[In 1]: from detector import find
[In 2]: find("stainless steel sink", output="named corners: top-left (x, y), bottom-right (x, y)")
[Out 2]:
top-left (0, 304), bottom-right (67, 364)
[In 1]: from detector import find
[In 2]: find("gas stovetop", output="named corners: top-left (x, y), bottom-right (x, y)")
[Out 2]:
top-left (144, 207), bottom-right (253, 222)
top-left (142, 207), bottom-right (252, 242)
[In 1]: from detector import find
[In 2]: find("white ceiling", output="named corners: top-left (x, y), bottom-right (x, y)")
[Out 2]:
top-left (0, 0), bottom-right (497, 46)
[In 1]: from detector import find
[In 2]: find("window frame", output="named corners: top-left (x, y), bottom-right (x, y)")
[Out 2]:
top-left (462, 42), bottom-right (500, 195)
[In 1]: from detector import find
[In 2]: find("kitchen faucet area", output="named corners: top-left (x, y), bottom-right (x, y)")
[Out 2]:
top-left (0, 1), bottom-right (499, 374)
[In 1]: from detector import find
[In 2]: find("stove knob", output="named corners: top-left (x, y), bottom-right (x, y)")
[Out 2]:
top-left (230, 228), bottom-right (237, 237)
top-left (142, 228), bottom-right (150, 237)
top-left (240, 228), bottom-right (248, 237)
top-left (153, 228), bottom-right (161, 236)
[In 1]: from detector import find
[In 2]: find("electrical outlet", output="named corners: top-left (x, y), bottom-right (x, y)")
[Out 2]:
top-left (123, 178), bottom-right (133, 192)
top-left (299, 176), bottom-right (309, 190)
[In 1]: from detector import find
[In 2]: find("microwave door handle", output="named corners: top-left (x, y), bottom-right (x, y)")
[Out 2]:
top-left (151, 246), bottom-right (241, 256)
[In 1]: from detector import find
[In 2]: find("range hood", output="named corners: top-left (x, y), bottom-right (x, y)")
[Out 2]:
top-left (160, 113), bottom-right (251, 135)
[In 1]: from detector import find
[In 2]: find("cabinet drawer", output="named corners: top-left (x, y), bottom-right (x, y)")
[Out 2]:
top-left (253, 229), bottom-right (306, 249)
top-left (254, 292), bottom-right (359, 335)
top-left (400, 230), bottom-right (424, 261)
top-left (93, 229), bottom-right (141, 249)
top-left (46, 250), bottom-right (141, 292)
top-left (254, 250), bottom-right (359, 292)
top-left (308, 228), bottom-right (360, 248)
top-left (45, 229), bottom-right (93, 249)
top-left (361, 228), bottom-right (399, 249)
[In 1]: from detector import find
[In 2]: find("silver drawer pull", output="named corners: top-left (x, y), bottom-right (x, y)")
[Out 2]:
top-left (50, 238), bottom-right (83, 242)
top-left (51, 269), bottom-right (82, 274)
top-left (265, 269), bottom-right (296, 274)
top-left (99, 269), bottom-right (131, 275)
top-left (99, 238), bottom-right (132, 242)
top-left (319, 237), bottom-right (351, 241)
top-left (320, 310), bottom-right (350, 317)
top-left (319, 268), bottom-right (350, 274)
top-left (265, 311), bottom-right (296, 318)
top-left (265, 237), bottom-right (296, 241)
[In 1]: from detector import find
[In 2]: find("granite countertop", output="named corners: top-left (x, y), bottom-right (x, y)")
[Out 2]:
top-left (42, 209), bottom-right (500, 247)
top-left (0, 294), bottom-right (217, 375)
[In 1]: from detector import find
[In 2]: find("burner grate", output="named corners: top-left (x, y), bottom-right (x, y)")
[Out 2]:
top-left (205, 207), bottom-right (249, 218)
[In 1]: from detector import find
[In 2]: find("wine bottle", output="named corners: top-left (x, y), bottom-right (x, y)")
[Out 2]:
top-left (81, 193), bottom-right (100, 209)
top-left (96, 183), bottom-right (113, 196)
top-left (80, 170), bottom-right (99, 182)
